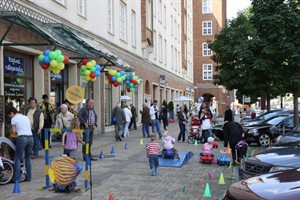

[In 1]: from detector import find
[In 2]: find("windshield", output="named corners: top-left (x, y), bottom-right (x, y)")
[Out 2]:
top-left (292, 124), bottom-right (300, 132)
top-left (257, 112), bottom-right (279, 120)
top-left (262, 116), bottom-right (287, 125)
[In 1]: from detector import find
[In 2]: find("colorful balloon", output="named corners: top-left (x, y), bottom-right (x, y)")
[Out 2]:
top-left (56, 55), bottom-right (64, 63)
top-left (44, 49), bottom-right (51, 56)
top-left (63, 56), bottom-right (69, 64)
top-left (49, 51), bottom-right (57, 60)
top-left (50, 60), bottom-right (58, 68)
top-left (38, 54), bottom-right (44, 62)
top-left (81, 58), bottom-right (88, 65)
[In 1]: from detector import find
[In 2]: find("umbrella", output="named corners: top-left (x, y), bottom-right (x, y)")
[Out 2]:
top-left (120, 95), bottom-right (131, 101)
top-left (172, 96), bottom-right (193, 102)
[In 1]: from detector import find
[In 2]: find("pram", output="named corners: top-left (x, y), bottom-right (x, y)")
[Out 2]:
top-left (0, 137), bottom-right (26, 185)
top-left (188, 117), bottom-right (201, 144)
top-left (49, 155), bottom-right (82, 193)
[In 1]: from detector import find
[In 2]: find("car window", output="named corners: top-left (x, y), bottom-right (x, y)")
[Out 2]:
top-left (282, 117), bottom-right (294, 126)
top-left (263, 116), bottom-right (287, 125)
top-left (258, 112), bottom-right (278, 120)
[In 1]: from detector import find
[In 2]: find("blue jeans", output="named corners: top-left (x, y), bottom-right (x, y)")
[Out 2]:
top-left (178, 123), bottom-right (186, 142)
top-left (32, 133), bottom-right (40, 156)
top-left (149, 155), bottom-right (159, 170)
top-left (123, 122), bottom-right (130, 137)
top-left (14, 136), bottom-right (33, 182)
top-left (142, 123), bottom-right (150, 137)
top-left (151, 119), bottom-right (162, 138)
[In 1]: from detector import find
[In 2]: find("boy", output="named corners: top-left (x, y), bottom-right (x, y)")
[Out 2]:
top-left (146, 134), bottom-right (161, 176)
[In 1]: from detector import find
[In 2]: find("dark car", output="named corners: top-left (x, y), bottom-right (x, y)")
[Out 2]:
top-left (239, 142), bottom-right (300, 179)
top-left (243, 114), bottom-right (298, 146)
top-left (276, 123), bottom-right (300, 144)
top-left (224, 168), bottom-right (300, 200)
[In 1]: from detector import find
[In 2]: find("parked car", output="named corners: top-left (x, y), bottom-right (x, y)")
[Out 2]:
top-left (243, 114), bottom-right (299, 146)
top-left (224, 168), bottom-right (300, 200)
top-left (239, 142), bottom-right (300, 179)
top-left (276, 123), bottom-right (300, 144)
top-left (212, 124), bottom-right (224, 140)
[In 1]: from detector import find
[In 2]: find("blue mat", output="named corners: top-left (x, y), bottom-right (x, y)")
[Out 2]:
top-left (159, 151), bottom-right (194, 168)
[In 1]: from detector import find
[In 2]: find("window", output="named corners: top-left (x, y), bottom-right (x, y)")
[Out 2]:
top-left (184, 41), bottom-right (187, 61)
top-left (163, 5), bottom-right (166, 27)
top-left (119, 2), bottom-right (126, 41)
top-left (158, 35), bottom-right (162, 62)
top-left (171, 45), bottom-right (173, 69)
top-left (158, 0), bottom-right (162, 22)
top-left (153, 31), bottom-right (157, 60)
top-left (203, 64), bottom-right (213, 80)
top-left (174, 20), bottom-right (177, 39)
top-left (203, 42), bottom-right (212, 56)
top-left (177, 24), bottom-right (180, 42)
top-left (146, 0), bottom-right (152, 29)
top-left (202, 0), bottom-right (212, 13)
top-left (171, 15), bottom-right (173, 36)
top-left (153, 0), bottom-right (156, 16)
top-left (131, 10), bottom-right (136, 47)
top-left (108, 0), bottom-right (114, 33)
top-left (202, 21), bottom-right (212, 35)
top-left (55, 0), bottom-right (64, 5)
top-left (78, 0), bottom-right (85, 17)
top-left (175, 49), bottom-right (177, 71)
top-left (164, 39), bottom-right (167, 66)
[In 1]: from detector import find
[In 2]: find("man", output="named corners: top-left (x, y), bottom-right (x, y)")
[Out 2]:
top-left (39, 94), bottom-right (55, 148)
top-left (224, 106), bottom-right (233, 123)
top-left (223, 122), bottom-right (244, 165)
top-left (112, 102), bottom-right (126, 141)
top-left (128, 103), bottom-right (137, 130)
top-left (26, 97), bottom-right (44, 159)
top-left (150, 100), bottom-right (162, 139)
top-left (78, 99), bottom-right (97, 161)
top-left (8, 106), bottom-right (33, 182)
top-left (140, 103), bottom-right (150, 137)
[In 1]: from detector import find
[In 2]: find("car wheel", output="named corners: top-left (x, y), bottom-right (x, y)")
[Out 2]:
top-left (188, 136), bottom-right (194, 144)
top-left (257, 133), bottom-right (271, 147)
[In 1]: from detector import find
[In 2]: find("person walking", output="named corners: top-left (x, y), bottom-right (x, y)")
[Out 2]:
top-left (26, 97), bottom-right (44, 159)
top-left (112, 102), bottom-right (126, 141)
top-left (146, 134), bottom-right (161, 176)
top-left (54, 104), bottom-right (74, 140)
top-left (160, 104), bottom-right (169, 130)
top-left (177, 106), bottom-right (188, 142)
top-left (223, 121), bottom-right (244, 165)
top-left (150, 100), bottom-right (162, 139)
top-left (123, 104), bottom-right (132, 137)
top-left (224, 106), bottom-right (233, 123)
top-left (129, 103), bottom-right (137, 130)
top-left (8, 107), bottom-right (33, 182)
top-left (140, 103), bottom-right (150, 137)
top-left (77, 99), bottom-right (98, 161)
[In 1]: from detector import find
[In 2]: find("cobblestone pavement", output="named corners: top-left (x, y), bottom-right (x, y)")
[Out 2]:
top-left (1, 118), bottom-right (246, 200)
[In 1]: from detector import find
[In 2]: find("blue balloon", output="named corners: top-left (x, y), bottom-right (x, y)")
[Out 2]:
top-left (95, 64), bottom-right (101, 71)
top-left (111, 76), bottom-right (117, 82)
top-left (120, 70), bottom-right (125, 76)
top-left (126, 80), bottom-right (130, 85)
top-left (95, 71), bottom-right (101, 77)
top-left (39, 61), bottom-right (42, 65)
top-left (44, 49), bottom-right (51, 56)
top-left (43, 56), bottom-right (51, 64)
top-left (134, 85), bottom-right (138, 88)
top-left (119, 81), bottom-right (123, 85)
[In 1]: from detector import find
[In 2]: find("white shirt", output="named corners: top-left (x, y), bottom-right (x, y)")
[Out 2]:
top-left (11, 114), bottom-right (32, 136)
top-left (150, 105), bottom-right (159, 120)
top-left (123, 107), bottom-right (132, 122)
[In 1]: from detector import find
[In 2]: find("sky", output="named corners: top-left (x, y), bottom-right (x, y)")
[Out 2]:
top-left (227, 0), bottom-right (252, 19)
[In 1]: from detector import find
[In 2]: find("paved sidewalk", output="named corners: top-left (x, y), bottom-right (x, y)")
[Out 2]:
top-left (0, 121), bottom-right (240, 200)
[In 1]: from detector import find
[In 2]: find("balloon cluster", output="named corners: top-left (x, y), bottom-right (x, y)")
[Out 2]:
top-left (79, 59), bottom-right (102, 81)
top-left (106, 69), bottom-right (126, 87)
top-left (125, 73), bottom-right (141, 93)
top-left (38, 49), bottom-right (69, 74)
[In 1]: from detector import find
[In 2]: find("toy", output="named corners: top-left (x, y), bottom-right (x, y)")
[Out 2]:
top-left (199, 154), bottom-right (213, 164)
top-left (217, 155), bottom-right (231, 166)
top-left (212, 142), bottom-right (218, 148)
top-left (162, 148), bottom-right (175, 159)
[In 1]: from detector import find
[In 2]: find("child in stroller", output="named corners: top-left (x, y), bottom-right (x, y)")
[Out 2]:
top-left (187, 117), bottom-right (201, 144)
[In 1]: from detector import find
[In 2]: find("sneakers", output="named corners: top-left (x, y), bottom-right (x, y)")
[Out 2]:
top-left (151, 168), bottom-right (156, 176)
top-left (31, 155), bottom-right (38, 159)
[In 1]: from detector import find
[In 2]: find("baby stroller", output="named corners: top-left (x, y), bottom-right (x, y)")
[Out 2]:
top-left (188, 117), bottom-right (201, 144)
top-left (0, 137), bottom-right (26, 185)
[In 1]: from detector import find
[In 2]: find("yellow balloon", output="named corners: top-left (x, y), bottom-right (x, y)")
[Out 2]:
top-left (86, 62), bottom-right (93, 69)
top-left (91, 60), bottom-right (96, 66)
top-left (50, 60), bottom-right (58, 68)
top-left (53, 69), bottom-right (60, 74)
top-left (85, 75), bottom-right (91, 81)
top-left (57, 62), bottom-right (65, 70)
top-left (91, 77), bottom-right (97, 82)
top-left (108, 69), bottom-right (114, 75)
top-left (84, 70), bottom-right (91, 76)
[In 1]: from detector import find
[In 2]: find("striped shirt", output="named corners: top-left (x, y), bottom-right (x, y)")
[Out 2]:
top-left (146, 142), bottom-right (161, 155)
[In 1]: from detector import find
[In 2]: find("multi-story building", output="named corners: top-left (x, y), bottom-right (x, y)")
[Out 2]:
top-left (193, 0), bottom-right (234, 116)
top-left (0, 0), bottom-right (194, 136)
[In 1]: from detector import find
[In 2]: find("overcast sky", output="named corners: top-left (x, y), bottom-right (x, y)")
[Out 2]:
top-left (227, 0), bottom-right (252, 19)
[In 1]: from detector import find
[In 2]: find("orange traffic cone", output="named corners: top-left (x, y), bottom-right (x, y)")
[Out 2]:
top-left (108, 193), bottom-right (114, 200)
top-left (227, 146), bottom-right (231, 155)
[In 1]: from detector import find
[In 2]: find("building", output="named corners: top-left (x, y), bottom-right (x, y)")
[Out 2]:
top-left (193, 0), bottom-right (234, 116)
top-left (0, 0), bottom-right (194, 136)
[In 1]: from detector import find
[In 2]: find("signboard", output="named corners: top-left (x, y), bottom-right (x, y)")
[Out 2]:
top-left (4, 55), bottom-right (24, 76)
top-left (4, 77), bottom-right (24, 97)
top-left (244, 96), bottom-right (251, 103)
top-left (66, 85), bottom-right (84, 104)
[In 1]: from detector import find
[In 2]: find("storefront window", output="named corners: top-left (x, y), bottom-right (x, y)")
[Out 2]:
top-left (81, 78), bottom-right (94, 106)
top-left (50, 67), bottom-right (68, 106)
top-left (105, 76), bottom-right (112, 126)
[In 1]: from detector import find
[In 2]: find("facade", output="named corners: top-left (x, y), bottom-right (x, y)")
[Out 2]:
top-left (0, 0), bottom-right (194, 136)
top-left (193, 0), bottom-right (233, 116)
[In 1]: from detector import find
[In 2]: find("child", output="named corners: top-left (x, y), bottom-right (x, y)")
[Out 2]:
top-left (200, 137), bottom-right (214, 157)
top-left (146, 134), bottom-right (161, 176)
top-left (162, 131), bottom-right (180, 159)
top-left (200, 108), bottom-right (212, 143)
top-left (62, 117), bottom-right (85, 160)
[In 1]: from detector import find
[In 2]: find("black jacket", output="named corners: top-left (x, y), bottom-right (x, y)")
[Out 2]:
top-left (223, 122), bottom-right (243, 147)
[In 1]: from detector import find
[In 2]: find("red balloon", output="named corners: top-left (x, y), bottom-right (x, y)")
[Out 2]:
top-left (130, 79), bottom-right (135, 83)
top-left (41, 63), bottom-right (49, 69)
top-left (134, 80), bottom-right (138, 85)
top-left (109, 80), bottom-right (114, 84)
top-left (107, 74), bottom-right (112, 79)
top-left (90, 72), bottom-right (96, 79)
top-left (127, 89), bottom-right (131, 93)
top-left (113, 82), bottom-right (119, 87)
top-left (63, 56), bottom-right (69, 64)
top-left (77, 63), bottom-right (82, 68)
top-left (81, 58), bottom-right (88, 65)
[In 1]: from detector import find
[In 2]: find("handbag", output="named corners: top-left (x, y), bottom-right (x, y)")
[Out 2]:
top-left (111, 115), bottom-right (117, 125)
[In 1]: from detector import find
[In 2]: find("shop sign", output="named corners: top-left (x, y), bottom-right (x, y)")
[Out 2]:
top-left (4, 55), bottom-right (24, 76)
top-left (4, 77), bottom-right (24, 97)
top-left (66, 85), bottom-right (84, 104)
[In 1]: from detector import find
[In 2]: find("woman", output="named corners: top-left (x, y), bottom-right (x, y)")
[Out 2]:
top-left (54, 104), bottom-right (74, 140)
top-left (160, 104), bottom-right (169, 130)
top-left (177, 106), bottom-right (188, 142)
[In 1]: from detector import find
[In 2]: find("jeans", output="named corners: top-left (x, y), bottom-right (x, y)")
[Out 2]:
top-left (162, 119), bottom-right (169, 130)
top-left (151, 119), bottom-right (162, 138)
top-left (149, 155), bottom-right (159, 170)
top-left (178, 123), bottom-right (186, 142)
top-left (32, 132), bottom-right (40, 156)
top-left (82, 127), bottom-right (94, 157)
top-left (123, 122), bottom-right (130, 137)
top-left (142, 123), bottom-right (150, 137)
top-left (14, 136), bottom-right (33, 182)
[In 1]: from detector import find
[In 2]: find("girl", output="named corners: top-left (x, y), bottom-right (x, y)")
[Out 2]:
top-left (62, 117), bottom-right (85, 160)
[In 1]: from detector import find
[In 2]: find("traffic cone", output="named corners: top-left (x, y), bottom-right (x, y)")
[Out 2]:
top-left (140, 138), bottom-right (144, 145)
top-left (108, 193), bottom-right (114, 200)
top-left (182, 184), bottom-right (186, 194)
top-left (111, 147), bottom-right (115, 156)
top-left (194, 139), bottom-right (198, 146)
top-left (218, 172), bottom-right (225, 185)
top-left (203, 183), bottom-right (211, 198)
top-left (124, 143), bottom-right (128, 150)
top-left (227, 146), bottom-right (231, 155)
top-left (12, 180), bottom-right (21, 193)
top-left (99, 151), bottom-right (104, 160)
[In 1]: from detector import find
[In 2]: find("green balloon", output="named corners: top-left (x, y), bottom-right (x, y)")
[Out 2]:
top-left (90, 66), bottom-right (96, 72)
top-left (49, 51), bottom-right (57, 60)
top-left (81, 65), bottom-right (87, 71)
top-left (56, 55), bottom-right (64, 62)
top-left (55, 49), bottom-right (62, 55)
top-left (38, 54), bottom-right (44, 62)
top-left (80, 71), bottom-right (85, 76)
top-left (115, 72), bottom-right (120, 77)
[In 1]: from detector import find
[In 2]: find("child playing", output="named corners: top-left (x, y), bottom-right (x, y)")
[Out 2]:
top-left (146, 134), bottom-right (161, 176)
top-left (162, 131), bottom-right (180, 159)
top-left (62, 117), bottom-right (85, 160)
top-left (200, 137), bottom-right (215, 157)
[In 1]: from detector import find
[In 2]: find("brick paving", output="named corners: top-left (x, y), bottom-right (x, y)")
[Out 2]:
top-left (0, 118), bottom-right (242, 200)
